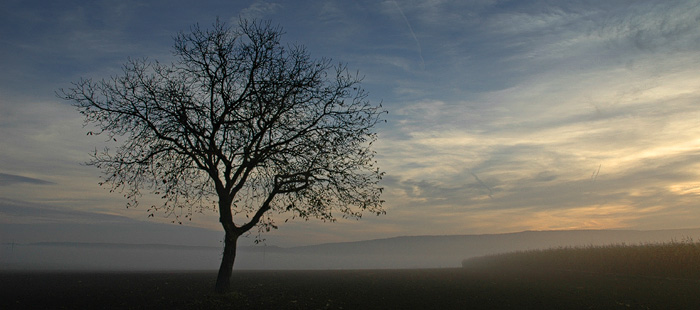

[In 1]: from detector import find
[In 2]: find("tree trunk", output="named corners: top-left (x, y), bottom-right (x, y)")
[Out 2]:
top-left (215, 230), bottom-right (239, 293)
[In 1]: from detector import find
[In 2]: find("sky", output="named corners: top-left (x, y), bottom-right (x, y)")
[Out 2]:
top-left (2, 0), bottom-right (700, 248)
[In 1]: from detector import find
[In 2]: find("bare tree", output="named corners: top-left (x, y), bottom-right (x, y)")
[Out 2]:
top-left (60, 19), bottom-right (386, 293)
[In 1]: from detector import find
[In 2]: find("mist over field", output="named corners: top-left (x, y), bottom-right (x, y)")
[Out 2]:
top-left (4, 228), bottom-right (700, 271)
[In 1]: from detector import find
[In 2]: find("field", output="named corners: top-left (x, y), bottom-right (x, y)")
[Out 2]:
top-left (1, 268), bottom-right (699, 309)
top-left (3, 241), bottom-right (700, 309)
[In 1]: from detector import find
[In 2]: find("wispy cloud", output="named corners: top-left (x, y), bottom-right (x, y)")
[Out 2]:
top-left (0, 198), bottom-right (127, 224)
top-left (390, 0), bottom-right (425, 69)
top-left (0, 173), bottom-right (54, 186)
top-left (237, 1), bottom-right (282, 21)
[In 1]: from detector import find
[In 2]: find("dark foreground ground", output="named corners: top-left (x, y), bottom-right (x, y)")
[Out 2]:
top-left (2, 268), bottom-right (700, 309)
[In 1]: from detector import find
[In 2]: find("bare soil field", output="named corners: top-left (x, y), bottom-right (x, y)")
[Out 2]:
top-left (2, 268), bottom-right (700, 309)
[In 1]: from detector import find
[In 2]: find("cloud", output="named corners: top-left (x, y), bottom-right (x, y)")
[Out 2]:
top-left (0, 198), bottom-right (225, 246)
top-left (376, 146), bottom-right (700, 234)
top-left (374, 0), bottom-right (700, 235)
top-left (597, 1), bottom-right (700, 53)
top-left (3, 0), bottom-right (700, 247)
top-left (237, 1), bottom-right (282, 21)
top-left (0, 198), bottom-right (129, 225)
top-left (0, 173), bottom-right (54, 186)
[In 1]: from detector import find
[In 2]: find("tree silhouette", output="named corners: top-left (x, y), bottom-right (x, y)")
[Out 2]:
top-left (61, 19), bottom-right (385, 293)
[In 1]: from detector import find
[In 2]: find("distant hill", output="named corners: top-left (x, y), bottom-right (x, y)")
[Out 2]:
top-left (271, 228), bottom-right (700, 269)
top-left (27, 242), bottom-right (219, 250)
top-left (23, 241), bottom-right (284, 252)
top-left (292, 228), bottom-right (700, 256)
top-left (4, 228), bottom-right (700, 270)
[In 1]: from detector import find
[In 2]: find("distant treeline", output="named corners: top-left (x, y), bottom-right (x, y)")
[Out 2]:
top-left (462, 239), bottom-right (700, 279)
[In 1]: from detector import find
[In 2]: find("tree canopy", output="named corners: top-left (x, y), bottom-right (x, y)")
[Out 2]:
top-left (61, 19), bottom-right (386, 292)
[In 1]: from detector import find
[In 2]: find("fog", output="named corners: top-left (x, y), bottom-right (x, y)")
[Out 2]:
top-left (4, 229), bottom-right (700, 271)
